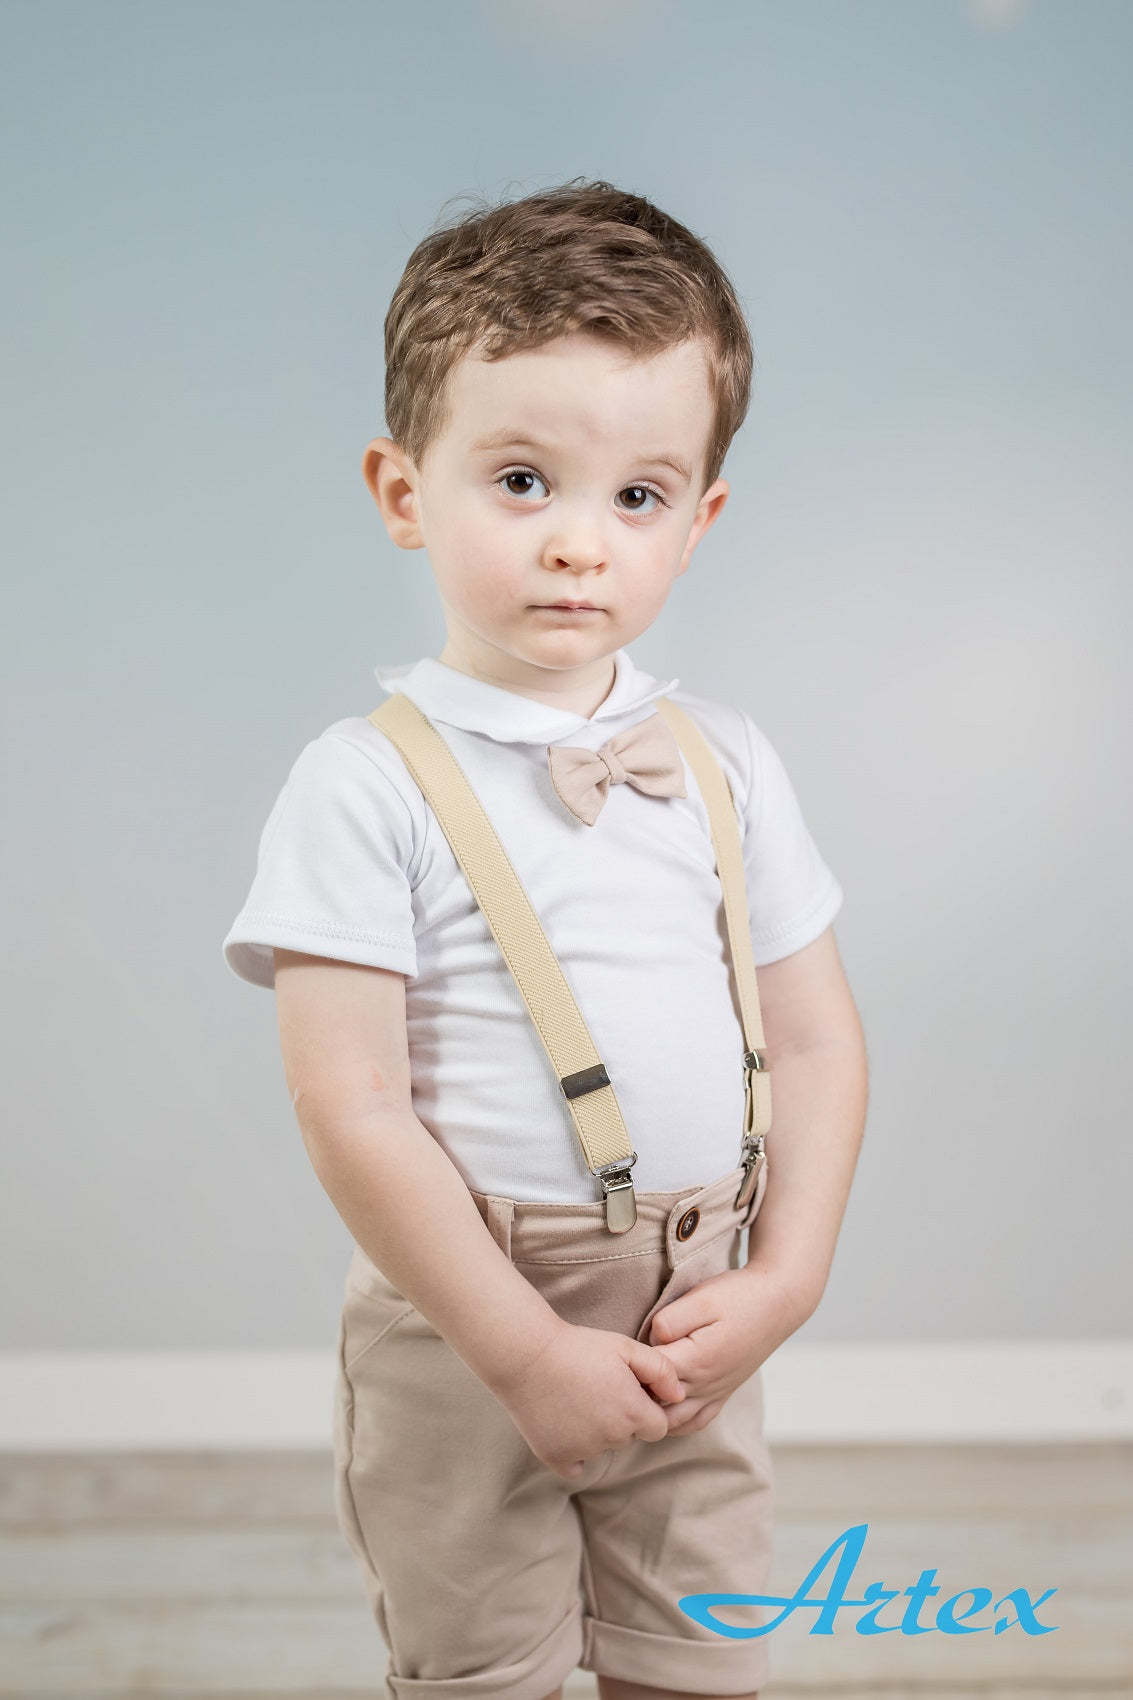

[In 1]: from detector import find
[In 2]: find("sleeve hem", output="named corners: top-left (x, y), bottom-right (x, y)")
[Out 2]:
top-left (222, 916), bottom-right (417, 988)
top-left (751, 877), bottom-right (844, 968)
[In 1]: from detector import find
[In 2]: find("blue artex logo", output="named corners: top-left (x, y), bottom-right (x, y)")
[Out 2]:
top-left (680, 1523), bottom-right (1059, 1638)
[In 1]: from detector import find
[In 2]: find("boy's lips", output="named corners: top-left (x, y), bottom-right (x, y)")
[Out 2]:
top-left (537, 602), bottom-right (602, 611)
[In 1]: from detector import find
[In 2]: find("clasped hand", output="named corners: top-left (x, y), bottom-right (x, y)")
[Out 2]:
top-left (494, 1318), bottom-right (687, 1481)
top-left (646, 1259), bottom-right (809, 1435)
top-left (497, 1258), bottom-right (808, 1476)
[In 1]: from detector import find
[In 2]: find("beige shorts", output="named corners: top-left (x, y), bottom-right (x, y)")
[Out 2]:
top-left (332, 1159), bottom-right (774, 1699)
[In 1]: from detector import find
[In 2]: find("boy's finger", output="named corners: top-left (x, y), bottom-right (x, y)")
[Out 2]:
top-left (649, 1305), bottom-right (683, 1344)
top-left (635, 1401), bottom-right (672, 1444)
top-left (650, 1295), bottom-right (707, 1344)
top-left (630, 1341), bottom-right (686, 1400)
top-left (648, 1335), bottom-right (694, 1380)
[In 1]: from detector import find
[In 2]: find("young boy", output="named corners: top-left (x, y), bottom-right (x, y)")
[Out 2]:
top-left (223, 180), bottom-right (868, 1700)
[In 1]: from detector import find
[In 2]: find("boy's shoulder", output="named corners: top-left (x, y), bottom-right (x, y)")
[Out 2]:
top-left (313, 710), bottom-right (418, 774)
top-left (664, 681), bottom-right (751, 742)
top-left (276, 712), bottom-right (433, 846)
top-left (663, 684), bottom-right (761, 815)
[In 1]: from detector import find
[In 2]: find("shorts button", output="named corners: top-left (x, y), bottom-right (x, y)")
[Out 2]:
top-left (677, 1207), bottom-right (700, 1241)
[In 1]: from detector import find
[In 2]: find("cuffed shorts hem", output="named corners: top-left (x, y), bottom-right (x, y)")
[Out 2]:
top-left (383, 1602), bottom-right (582, 1700)
top-left (582, 1615), bottom-right (769, 1694)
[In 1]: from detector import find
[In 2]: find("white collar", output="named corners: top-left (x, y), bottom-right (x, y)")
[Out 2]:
top-left (373, 648), bottom-right (680, 747)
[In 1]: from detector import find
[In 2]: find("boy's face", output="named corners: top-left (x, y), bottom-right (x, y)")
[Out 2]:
top-left (363, 332), bottom-right (729, 704)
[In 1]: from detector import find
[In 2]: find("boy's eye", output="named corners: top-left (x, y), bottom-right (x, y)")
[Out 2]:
top-left (617, 484), bottom-right (665, 514)
top-left (496, 468), bottom-right (667, 514)
top-left (499, 469), bottom-right (549, 499)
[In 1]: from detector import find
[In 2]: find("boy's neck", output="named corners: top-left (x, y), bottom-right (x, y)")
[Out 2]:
top-left (434, 644), bottom-right (618, 721)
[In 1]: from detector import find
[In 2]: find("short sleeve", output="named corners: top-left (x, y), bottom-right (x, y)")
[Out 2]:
top-left (741, 711), bottom-right (844, 965)
top-left (222, 730), bottom-right (419, 988)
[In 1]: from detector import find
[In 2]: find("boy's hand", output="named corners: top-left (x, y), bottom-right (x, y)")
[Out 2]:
top-left (647, 1260), bottom-right (815, 1435)
top-left (489, 1316), bottom-right (686, 1481)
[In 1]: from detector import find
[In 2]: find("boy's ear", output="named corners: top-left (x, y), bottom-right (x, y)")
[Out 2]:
top-left (362, 437), bottom-right (425, 550)
top-left (677, 477), bottom-right (729, 575)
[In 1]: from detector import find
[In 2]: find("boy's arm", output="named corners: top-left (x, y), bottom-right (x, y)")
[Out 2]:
top-left (272, 949), bottom-right (684, 1471)
top-left (646, 924), bottom-right (869, 1427)
top-left (742, 923), bottom-right (869, 1312)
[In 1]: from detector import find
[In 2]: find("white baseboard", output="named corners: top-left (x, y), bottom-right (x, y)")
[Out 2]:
top-left (1, 1341), bottom-right (1129, 1449)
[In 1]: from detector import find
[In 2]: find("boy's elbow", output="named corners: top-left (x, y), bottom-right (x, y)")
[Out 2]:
top-left (287, 1077), bottom-right (404, 1156)
top-left (287, 1077), bottom-right (329, 1152)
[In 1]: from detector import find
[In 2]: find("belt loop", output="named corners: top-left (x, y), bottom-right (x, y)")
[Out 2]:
top-left (472, 1193), bottom-right (515, 1262)
top-left (488, 1195), bottom-right (515, 1262)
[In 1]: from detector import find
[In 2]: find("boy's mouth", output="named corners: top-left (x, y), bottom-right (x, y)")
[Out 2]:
top-left (537, 602), bottom-right (602, 612)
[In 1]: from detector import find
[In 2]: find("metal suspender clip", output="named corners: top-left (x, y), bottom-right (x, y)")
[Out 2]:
top-left (735, 1048), bottom-right (768, 1212)
top-left (560, 1063), bottom-right (639, 1234)
top-left (595, 1154), bottom-right (639, 1234)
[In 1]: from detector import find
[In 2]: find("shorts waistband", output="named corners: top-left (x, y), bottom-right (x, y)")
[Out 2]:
top-left (468, 1164), bottom-right (754, 1271)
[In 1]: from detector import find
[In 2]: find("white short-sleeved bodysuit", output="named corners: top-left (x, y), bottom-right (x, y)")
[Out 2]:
top-left (222, 648), bottom-right (843, 1203)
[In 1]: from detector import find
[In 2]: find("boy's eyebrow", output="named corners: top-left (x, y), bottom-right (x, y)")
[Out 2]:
top-left (469, 430), bottom-right (692, 485)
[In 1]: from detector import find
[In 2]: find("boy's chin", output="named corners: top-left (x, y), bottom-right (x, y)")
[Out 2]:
top-left (515, 639), bottom-right (622, 674)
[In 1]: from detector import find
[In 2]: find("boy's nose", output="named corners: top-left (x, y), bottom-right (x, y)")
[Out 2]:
top-left (542, 530), bottom-right (609, 575)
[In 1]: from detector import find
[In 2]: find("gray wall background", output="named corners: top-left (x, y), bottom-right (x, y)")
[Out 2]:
top-left (2, 0), bottom-right (1129, 1349)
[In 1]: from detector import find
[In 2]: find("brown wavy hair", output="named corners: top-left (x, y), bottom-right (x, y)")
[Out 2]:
top-left (383, 178), bottom-right (753, 495)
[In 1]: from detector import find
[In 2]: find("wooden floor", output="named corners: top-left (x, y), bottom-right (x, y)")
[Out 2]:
top-left (1, 1443), bottom-right (1129, 1697)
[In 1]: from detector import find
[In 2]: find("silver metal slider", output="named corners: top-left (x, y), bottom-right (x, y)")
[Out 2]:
top-left (560, 1062), bottom-right (611, 1100)
top-left (596, 1153), bottom-right (638, 1235)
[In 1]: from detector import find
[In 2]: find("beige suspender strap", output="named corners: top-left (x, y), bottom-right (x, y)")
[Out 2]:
top-left (654, 698), bottom-right (773, 1165)
top-left (368, 690), bottom-right (772, 1231)
top-left (370, 691), bottom-right (640, 1233)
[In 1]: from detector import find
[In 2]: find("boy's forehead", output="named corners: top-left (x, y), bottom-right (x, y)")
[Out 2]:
top-left (444, 334), bottom-right (713, 450)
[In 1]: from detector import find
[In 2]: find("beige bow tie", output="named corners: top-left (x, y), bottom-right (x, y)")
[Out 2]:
top-left (547, 711), bottom-right (688, 826)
